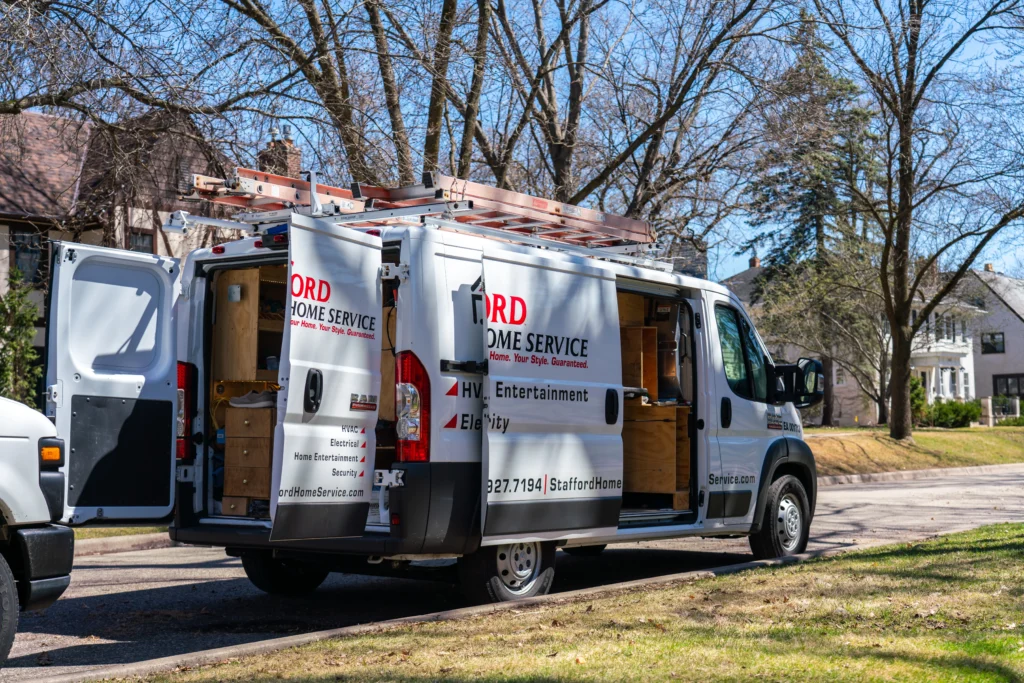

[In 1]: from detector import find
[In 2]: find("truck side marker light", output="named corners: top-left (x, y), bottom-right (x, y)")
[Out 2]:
top-left (443, 415), bottom-right (458, 429)
top-left (41, 446), bottom-right (61, 462)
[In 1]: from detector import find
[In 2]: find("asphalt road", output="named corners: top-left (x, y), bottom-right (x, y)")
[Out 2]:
top-left (4, 464), bottom-right (1024, 681)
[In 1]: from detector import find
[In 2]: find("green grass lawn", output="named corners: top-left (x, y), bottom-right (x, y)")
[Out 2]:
top-left (809, 427), bottom-right (1024, 476)
top-left (144, 524), bottom-right (1024, 682)
top-left (73, 526), bottom-right (167, 540)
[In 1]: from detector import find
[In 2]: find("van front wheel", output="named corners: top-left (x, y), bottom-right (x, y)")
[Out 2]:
top-left (241, 553), bottom-right (330, 595)
top-left (749, 475), bottom-right (811, 560)
top-left (458, 541), bottom-right (556, 604)
top-left (0, 553), bottom-right (18, 665)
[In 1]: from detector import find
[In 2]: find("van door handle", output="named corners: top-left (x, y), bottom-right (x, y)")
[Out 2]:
top-left (304, 369), bottom-right (323, 413)
top-left (605, 388), bottom-right (619, 425)
top-left (721, 397), bottom-right (732, 429)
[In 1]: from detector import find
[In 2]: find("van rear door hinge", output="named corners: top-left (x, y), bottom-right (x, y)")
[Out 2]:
top-left (381, 263), bottom-right (409, 280)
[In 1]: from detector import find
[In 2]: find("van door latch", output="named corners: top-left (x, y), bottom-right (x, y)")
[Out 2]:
top-left (380, 263), bottom-right (409, 280)
top-left (440, 359), bottom-right (487, 374)
top-left (374, 469), bottom-right (405, 488)
top-left (176, 465), bottom-right (196, 483)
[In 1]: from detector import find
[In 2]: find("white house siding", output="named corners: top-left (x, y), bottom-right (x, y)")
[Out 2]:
top-left (971, 272), bottom-right (1024, 399)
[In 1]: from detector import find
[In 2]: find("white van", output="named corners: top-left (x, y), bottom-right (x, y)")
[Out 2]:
top-left (42, 171), bottom-right (822, 603)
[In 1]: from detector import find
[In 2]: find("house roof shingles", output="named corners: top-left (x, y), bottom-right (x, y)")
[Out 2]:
top-left (0, 113), bottom-right (91, 219)
top-left (974, 269), bottom-right (1024, 325)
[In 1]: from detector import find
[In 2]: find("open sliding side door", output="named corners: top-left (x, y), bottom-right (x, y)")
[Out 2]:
top-left (45, 242), bottom-right (179, 524)
top-left (480, 248), bottom-right (623, 545)
top-left (270, 214), bottom-right (383, 541)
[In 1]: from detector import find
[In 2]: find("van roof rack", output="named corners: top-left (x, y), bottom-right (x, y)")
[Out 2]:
top-left (180, 168), bottom-right (653, 248)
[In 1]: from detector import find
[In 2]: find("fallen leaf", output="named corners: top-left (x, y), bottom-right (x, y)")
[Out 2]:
top-left (576, 656), bottom-right (586, 665)
top-left (585, 605), bottom-right (594, 613)
top-left (547, 652), bottom-right (559, 658)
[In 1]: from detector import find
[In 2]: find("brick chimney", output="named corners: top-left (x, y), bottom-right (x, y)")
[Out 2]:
top-left (984, 263), bottom-right (995, 272)
top-left (257, 125), bottom-right (302, 179)
top-left (749, 256), bottom-right (761, 269)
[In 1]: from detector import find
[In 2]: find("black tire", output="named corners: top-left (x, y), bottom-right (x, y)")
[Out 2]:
top-left (0, 553), bottom-right (18, 666)
top-left (561, 544), bottom-right (607, 557)
top-left (458, 541), bottom-right (556, 604)
top-left (749, 474), bottom-right (811, 560)
top-left (241, 553), bottom-right (330, 595)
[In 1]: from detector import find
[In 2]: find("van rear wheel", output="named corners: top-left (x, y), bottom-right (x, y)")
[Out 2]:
top-left (458, 541), bottom-right (556, 604)
top-left (0, 553), bottom-right (18, 665)
top-left (241, 553), bottom-right (330, 595)
top-left (749, 474), bottom-right (811, 560)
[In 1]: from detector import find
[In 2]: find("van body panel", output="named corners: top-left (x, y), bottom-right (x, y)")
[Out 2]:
top-left (45, 242), bottom-right (178, 524)
top-left (480, 248), bottom-right (624, 544)
top-left (269, 215), bottom-right (383, 541)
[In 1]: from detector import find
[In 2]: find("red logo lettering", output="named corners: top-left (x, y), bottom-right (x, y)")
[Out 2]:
top-left (290, 271), bottom-right (331, 302)
top-left (484, 293), bottom-right (527, 325)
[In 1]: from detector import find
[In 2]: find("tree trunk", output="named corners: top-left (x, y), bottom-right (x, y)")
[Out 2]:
top-left (365, 0), bottom-right (415, 185)
top-left (820, 356), bottom-right (835, 426)
top-left (888, 330), bottom-right (914, 439)
top-left (457, 0), bottom-right (490, 179)
top-left (422, 0), bottom-right (459, 175)
top-left (876, 348), bottom-right (889, 425)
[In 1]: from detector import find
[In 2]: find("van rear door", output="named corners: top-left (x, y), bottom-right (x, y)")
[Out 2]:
top-left (270, 214), bottom-right (383, 541)
top-left (45, 242), bottom-right (179, 524)
top-left (480, 248), bottom-right (623, 544)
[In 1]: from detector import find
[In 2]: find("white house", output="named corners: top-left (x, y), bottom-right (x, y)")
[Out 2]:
top-left (969, 265), bottom-right (1024, 403)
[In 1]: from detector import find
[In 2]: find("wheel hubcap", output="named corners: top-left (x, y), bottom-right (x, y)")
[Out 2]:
top-left (777, 494), bottom-right (802, 551)
top-left (496, 542), bottom-right (540, 594)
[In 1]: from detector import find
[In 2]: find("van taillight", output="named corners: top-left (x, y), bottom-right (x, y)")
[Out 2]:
top-left (395, 351), bottom-right (430, 462)
top-left (177, 361), bottom-right (196, 460)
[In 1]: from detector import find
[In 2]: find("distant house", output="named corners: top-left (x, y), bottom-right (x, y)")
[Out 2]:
top-left (0, 111), bottom-right (243, 361)
top-left (722, 257), bottom-right (977, 427)
top-left (969, 265), bottom-right (1024, 403)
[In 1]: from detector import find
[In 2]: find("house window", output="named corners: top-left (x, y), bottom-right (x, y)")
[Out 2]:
top-left (835, 367), bottom-right (847, 386)
top-left (981, 332), bottom-right (1005, 354)
top-left (9, 227), bottom-right (45, 284)
top-left (995, 374), bottom-right (1024, 397)
top-left (128, 231), bottom-right (154, 254)
top-left (962, 370), bottom-right (970, 398)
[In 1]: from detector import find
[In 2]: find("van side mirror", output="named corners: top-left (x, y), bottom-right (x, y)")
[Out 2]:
top-left (770, 357), bottom-right (824, 409)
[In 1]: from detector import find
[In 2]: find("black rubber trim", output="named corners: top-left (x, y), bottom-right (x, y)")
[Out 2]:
top-left (19, 575), bottom-right (71, 612)
top-left (270, 503), bottom-right (370, 542)
top-left (482, 497), bottom-right (621, 536)
top-left (39, 472), bottom-right (65, 522)
top-left (12, 525), bottom-right (74, 581)
top-left (706, 490), bottom-right (753, 518)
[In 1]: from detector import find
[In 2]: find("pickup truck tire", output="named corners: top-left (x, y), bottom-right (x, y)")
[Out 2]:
top-left (561, 544), bottom-right (607, 557)
top-left (241, 553), bottom-right (330, 595)
top-left (458, 541), bottom-right (556, 604)
top-left (0, 553), bottom-right (18, 665)
top-left (749, 474), bottom-right (811, 560)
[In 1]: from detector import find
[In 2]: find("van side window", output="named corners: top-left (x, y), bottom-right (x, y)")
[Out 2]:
top-left (715, 306), bottom-right (750, 398)
top-left (741, 318), bottom-right (768, 402)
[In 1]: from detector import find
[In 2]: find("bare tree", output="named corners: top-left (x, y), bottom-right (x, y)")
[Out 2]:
top-left (812, 0), bottom-right (1024, 439)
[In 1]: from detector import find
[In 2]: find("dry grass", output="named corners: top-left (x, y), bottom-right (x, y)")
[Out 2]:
top-left (810, 427), bottom-right (1024, 476)
top-left (140, 524), bottom-right (1024, 683)
top-left (73, 526), bottom-right (167, 540)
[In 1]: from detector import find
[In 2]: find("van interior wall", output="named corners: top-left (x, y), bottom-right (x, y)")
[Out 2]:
top-left (617, 291), bottom-right (694, 513)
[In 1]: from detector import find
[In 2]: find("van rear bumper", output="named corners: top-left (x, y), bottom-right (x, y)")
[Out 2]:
top-left (173, 462), bottom-right (481, 557)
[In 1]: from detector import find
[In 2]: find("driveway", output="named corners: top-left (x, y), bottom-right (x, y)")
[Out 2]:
top-left (4, 464), bottom-right (1024, 681)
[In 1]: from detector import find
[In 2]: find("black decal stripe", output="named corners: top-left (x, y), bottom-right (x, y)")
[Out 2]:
top-left (270, 502), bottom-right (369, 541)
top-left (483, 498), bottom-right (620, 536)
top-left (707, 491), bottom-right (752, 518)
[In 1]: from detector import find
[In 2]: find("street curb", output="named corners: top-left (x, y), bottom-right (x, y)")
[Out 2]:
top-left (74, 533), bottom-right (176, 557)
top-left (38, 546), bottom-right (863, 683)
top-left (816, 462), bottom-right (1024, 487)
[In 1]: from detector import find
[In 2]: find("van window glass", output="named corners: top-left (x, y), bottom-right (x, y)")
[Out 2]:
top-left (741, 318), bottom-right (769, 401)
top-left (715, 306), bottom-right (750, 398)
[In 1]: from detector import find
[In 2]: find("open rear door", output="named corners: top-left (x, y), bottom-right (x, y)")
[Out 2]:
top-left (480, 249), bottom-right (623, 544)
top-left (45, 242), bottom-right (179, 524)
top-left (270, 214), bottom-right (383, 541)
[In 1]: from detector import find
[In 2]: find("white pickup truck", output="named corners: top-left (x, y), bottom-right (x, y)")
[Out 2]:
top-left (0, 398), bottom-right (75, 663)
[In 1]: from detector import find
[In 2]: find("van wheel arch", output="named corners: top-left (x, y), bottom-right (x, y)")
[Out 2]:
top-left (751, 438), bottom-right (816, 534)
